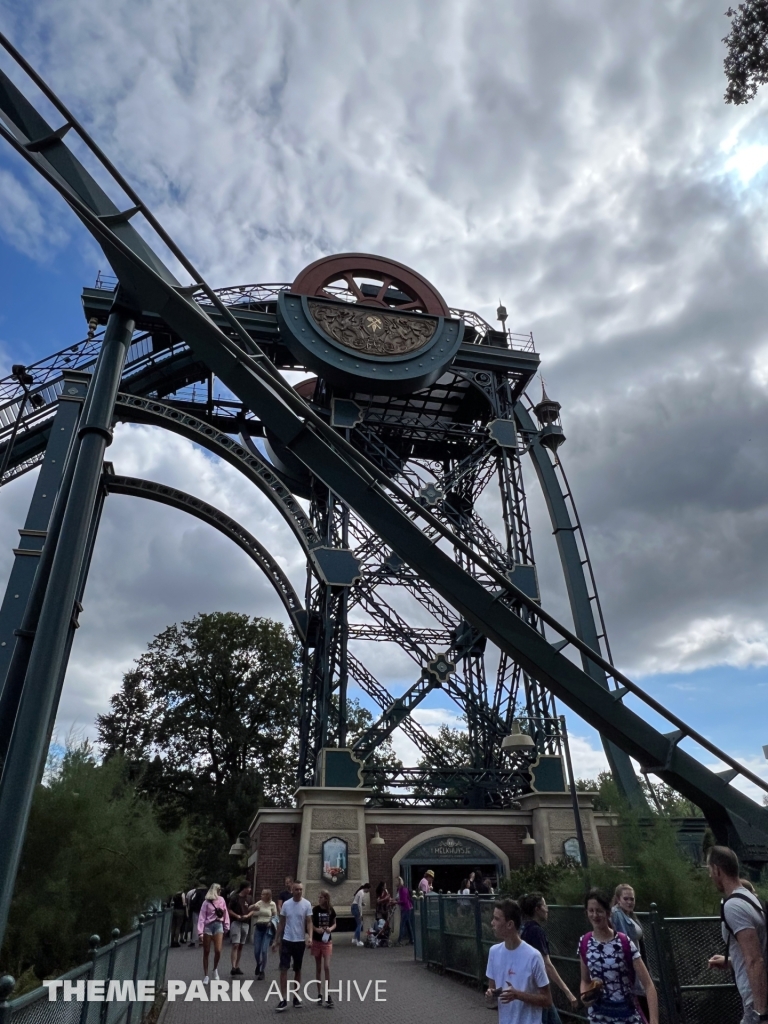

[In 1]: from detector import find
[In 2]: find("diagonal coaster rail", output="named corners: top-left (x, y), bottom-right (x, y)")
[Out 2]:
top-left (2, 37), bottom-right (768, 855)
top-left (105, 472), bottom-right (305, 636)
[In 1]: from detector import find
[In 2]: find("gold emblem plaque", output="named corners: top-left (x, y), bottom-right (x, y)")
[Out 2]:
top-left (308, 300), bottom-right (437, 357)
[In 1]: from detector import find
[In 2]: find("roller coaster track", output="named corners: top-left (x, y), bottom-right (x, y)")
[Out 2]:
top-left (104, 472), bottom-right (305, 636)
top-left (1, 35), bottom-right (768, 860)
top-left (112, 393), bottom-right (319, 550)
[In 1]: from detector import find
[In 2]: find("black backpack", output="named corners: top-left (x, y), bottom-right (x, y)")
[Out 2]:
top-left (721, 890), bottom-right (768, 964)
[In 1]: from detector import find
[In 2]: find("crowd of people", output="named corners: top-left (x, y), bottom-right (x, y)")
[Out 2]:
top-left (349, 876), bottom-right (416, 947)
top-left (485, 844), bottom-right (768, 1024)
top-left (168, 875), bottom-right (332, 1007)
top-left (165, 843), bottom-right (767, 1020)
top-left (167, 872), bottom-right (406, 1010)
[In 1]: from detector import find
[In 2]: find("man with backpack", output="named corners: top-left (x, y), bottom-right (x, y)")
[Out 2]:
top-left (707, 845), bottom-right (768, 1023)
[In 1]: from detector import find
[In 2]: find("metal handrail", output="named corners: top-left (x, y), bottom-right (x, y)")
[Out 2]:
top-left (1, 34), bottom-right (766, 805)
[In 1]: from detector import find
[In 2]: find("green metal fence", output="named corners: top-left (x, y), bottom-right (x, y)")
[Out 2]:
top-left (414, 897), bottom-right (741, 1024)
top-left (0, 909), bottom-right (172, 1024)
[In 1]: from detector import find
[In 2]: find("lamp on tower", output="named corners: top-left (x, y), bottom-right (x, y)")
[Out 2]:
top-left (501, 721), bottom-right (536, 751)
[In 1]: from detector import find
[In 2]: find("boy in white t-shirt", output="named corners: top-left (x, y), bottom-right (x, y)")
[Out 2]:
top-left (485, 899), bottom-right (551, 1024)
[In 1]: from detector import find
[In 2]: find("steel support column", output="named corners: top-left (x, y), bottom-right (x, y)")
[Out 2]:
top-left (0, 301), bottom-right (135, 946)
top-left (0, 392), bottom-right (85, 770)
top-left (516, 401), bottom-right (645, 809)
top-left (0, 371), bottom-right (89, 756)
top-left (45, 467), bottom-right (109, 754)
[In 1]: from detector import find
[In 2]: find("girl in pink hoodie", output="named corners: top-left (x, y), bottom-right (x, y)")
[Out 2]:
top-left (198, 883), bottom-right (230, 983)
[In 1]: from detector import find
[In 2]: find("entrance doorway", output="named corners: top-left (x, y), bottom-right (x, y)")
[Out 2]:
top-left (401, 834), bottom-right (504, 893)
top-left (409, 862), bottom-right (499, 893)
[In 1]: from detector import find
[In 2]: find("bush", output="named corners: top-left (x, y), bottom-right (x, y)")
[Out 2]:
top-left (499, 861), bottom-right (576, 902)
top-left (0, 744), bottom-right (188, 984)
top-left (502, 818), bottom-right (718, 917)
top-left (607, 815), bottom-right (717, 916)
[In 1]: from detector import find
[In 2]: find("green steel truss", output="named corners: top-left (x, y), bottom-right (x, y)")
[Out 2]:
top-left (1, 37), bottom-right (768, 959)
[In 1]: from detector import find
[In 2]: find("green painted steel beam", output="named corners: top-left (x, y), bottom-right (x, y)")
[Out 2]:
top-left (516, 401), bottom-right (646, 809)
top-left (0, 301), bottom-right (136, 944)
top-left (352, 670), bottom-right (440, 762)
top-left (0, 371), bottom-right (89, 757)
top-left (2, 52), bottom-right (768, 861)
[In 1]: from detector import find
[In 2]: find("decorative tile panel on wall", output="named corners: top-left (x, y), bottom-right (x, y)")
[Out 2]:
top-left (311, 808), bottom-right (359, 831)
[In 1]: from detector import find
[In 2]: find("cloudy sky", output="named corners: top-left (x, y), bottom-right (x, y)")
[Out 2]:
top-left (1, 0), bottom-right (768, 791)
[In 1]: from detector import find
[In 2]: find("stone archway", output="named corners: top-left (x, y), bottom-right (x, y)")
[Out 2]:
top-left (391, 827), bottom-right (510, 893)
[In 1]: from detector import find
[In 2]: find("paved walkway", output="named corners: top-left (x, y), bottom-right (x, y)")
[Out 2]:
top-left (161, 939), bottom-right (493, 1022)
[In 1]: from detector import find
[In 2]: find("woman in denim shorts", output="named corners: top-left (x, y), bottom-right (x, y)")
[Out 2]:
top-left (311, 890), bottom-right (337, 1008)
top-left (197, 883), bottom-right (230, 984)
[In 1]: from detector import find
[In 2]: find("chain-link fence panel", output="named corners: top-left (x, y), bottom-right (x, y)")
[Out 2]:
top-left (80, 947), bottom-right (110, 1024)
top-left (146, 917), bottom-right (162, 983)
top-left (640, 910), bottom-right (687, 1024)
top-left (478, 897), bottom-right (496, 977)
top-left (442, 896), bottom-right (480, 981)
top-left (544, 906), bottom-right (589, 1021)
top-left (413, 900), bottom-right (423, 960)
top-left (5, 965), bottom-right (91, 1024)
top-left (3, 910), bottom-right (172, 1024)
top-left (422, 896), bottom-right (442, 965)
top-left (154, 913), bottom-right (172, 988)
top-left (104, 937), bottom-right (139, 1024)
top-left (665, 916), bottom-right (741, 1024)
top-left (133, 924), bottom-right (153, 990)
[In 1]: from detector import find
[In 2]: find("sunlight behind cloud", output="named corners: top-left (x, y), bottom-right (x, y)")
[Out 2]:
top-left (752, 343), bottom-right (768, 389)
top-left (724, 144), bottom-right (768, 184)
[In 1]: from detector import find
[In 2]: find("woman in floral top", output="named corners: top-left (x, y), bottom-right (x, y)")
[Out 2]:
top-left (578, 889), bottom-right (658, 1024)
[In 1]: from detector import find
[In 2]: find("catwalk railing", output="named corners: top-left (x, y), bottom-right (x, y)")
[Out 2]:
top-left (0, 908), bottom-right (172, 1024)
top-left (413, 896), bottom-right (739, 1024)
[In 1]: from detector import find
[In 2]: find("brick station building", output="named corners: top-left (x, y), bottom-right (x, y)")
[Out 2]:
top-left (249, 776), bottom-right (620, 914)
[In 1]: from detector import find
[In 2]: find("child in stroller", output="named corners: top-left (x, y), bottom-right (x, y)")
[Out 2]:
top-left (365, 905), bottom-right (393, 947)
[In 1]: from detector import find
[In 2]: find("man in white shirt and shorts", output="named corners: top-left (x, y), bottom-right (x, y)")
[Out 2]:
top-left (271, 881), bottom-right (313, 1012)
top-left (486, 899), bottom-right (552, 1023)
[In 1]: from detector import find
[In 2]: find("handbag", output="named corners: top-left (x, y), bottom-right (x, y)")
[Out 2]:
top-left (581, 979), bottom-right (603, 1005)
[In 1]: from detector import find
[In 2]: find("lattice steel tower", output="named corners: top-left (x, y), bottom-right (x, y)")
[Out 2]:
top-left (5, 38), bottom-right (768, 932)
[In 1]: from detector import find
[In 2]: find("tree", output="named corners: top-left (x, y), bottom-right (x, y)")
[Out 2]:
top-left (412, 722), bottom-right (475, 804)
top-left (341, 696), bottom-right (404, 775)
top-left (96, 669), bottom-right (155, 762)
top-left (97, 612), bottom-right (301, 878)
top-left (420, 723), bottom-right (472, 767)
top-left (576, 771), bottom-right (703, 817)
top-left (0, 743), bottom-right (187, 986)
top-left (723, 2), bottom-right (768, 104)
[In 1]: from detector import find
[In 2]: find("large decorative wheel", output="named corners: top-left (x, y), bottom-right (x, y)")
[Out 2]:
top-left (279, 254), bottom-right (462, 396)
top-left (291, 252), bottom-right (450, 316)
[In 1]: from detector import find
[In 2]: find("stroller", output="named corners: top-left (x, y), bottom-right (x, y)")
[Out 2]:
top-left (364, 904), bottom-right (394, 947)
